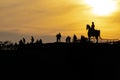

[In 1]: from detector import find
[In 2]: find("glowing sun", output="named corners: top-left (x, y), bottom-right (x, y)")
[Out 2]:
top-left (85, 0), bottom-right (117, 16)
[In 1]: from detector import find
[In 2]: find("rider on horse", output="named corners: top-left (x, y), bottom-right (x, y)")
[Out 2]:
top-left (91, 22), bottom-right (95, 31)
top-left (86, 22), bottom-right (101, 43)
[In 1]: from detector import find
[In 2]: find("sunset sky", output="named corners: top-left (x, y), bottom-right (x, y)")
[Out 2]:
top-left (0, 0), bottom-right (120, 43)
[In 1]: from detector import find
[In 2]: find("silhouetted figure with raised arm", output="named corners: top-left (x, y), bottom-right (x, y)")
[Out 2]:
top-left (66, 36), bottom-right (71, 43)
top-left (56, 32), bottom-right (61, 42)
top-left (72, 34), bottom-right (77, 43)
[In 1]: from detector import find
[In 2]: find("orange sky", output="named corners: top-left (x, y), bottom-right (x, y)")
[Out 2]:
top-left (0, 0), bottom-right (120, 43)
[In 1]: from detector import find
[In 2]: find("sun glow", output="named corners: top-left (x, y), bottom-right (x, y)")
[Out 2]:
top-left (85, 0), bottom-right (117, 16)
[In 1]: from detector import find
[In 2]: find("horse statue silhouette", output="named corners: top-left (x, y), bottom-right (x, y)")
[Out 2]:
top-left (86, 24), bottom-right (101, 43)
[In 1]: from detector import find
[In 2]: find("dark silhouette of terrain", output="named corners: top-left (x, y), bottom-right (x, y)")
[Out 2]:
top-left (0, 38), bottom-right (120, 79)
top-left (0, 24), bottom-right (120, 79)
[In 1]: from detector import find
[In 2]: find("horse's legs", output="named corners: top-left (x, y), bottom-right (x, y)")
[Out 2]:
top-left (88, 36), bottom-right (90, 42)
top-left (57, 38), bottom-right (59, 42)
top-left (96, 36), bottom-right (98, 43)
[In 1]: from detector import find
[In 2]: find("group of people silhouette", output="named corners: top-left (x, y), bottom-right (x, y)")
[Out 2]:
top-left (19, 36), bottom-right (42, 46)
top-left (18, 21), bottom-right (98, 45)
top-left (56, 22), bottom-right (98, 43)
top-left (65, 34), bottom-right (78, 43)
top-left (19, 21), bottom-right (98, 45)
top-left (0, 21), bottom-right (100, 50)
top-left (56, 32), bottom-right (81, 43)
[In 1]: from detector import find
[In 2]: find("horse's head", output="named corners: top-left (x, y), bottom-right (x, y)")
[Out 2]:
top-left (86, 24), bottom-right (90, 30)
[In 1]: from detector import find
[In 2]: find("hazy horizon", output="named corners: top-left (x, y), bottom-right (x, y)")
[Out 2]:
top-left (0, 0), bottom-right (120, 43)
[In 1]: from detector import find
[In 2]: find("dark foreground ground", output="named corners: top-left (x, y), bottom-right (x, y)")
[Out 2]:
top-left (0, 42), bottom-right (120, 79)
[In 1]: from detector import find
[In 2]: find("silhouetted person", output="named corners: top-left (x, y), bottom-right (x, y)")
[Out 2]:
top-left (19, 39), bottom-right (24, 46)
top-left (80, 35), bottom-right (87, 43)
top-left (66, 36), bottom-right (71, 43)
top-left (39, 39), bottom-right (42, 44)
top-left (56, 33), bottom-right (61, 42)
top-left (31, 36), bottom-right (34, 43)
top-left (22, 37), bottom-right (26, 44)
top-left (73, 34), bottom-right (77, 43)
top-left (91, 22), bottom-right (95, 31)
top-left (36, 39), bottom-right (42, 44)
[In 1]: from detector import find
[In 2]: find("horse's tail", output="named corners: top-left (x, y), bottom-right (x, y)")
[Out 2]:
top-left (99, 35), bottom-right (102, 40)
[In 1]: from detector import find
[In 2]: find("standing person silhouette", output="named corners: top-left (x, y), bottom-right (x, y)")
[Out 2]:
top-left (72, 34), bottom-right (77, 43)
top-left (56, 32), bottom-right (61, 42)
top-left (31, 36), bottom-right (34, 43)
top-left (66, 36), bottom-right (71, 43)
top-left (91, 22), bottom-right (95, 31)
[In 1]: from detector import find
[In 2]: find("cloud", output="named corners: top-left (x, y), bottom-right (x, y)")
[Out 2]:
top-left (0, 0), bottom-right (119, 42)
top-left (0, 0), bottom-right (89, 42)
top-left (0, 0), bottom-right (88, 29)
